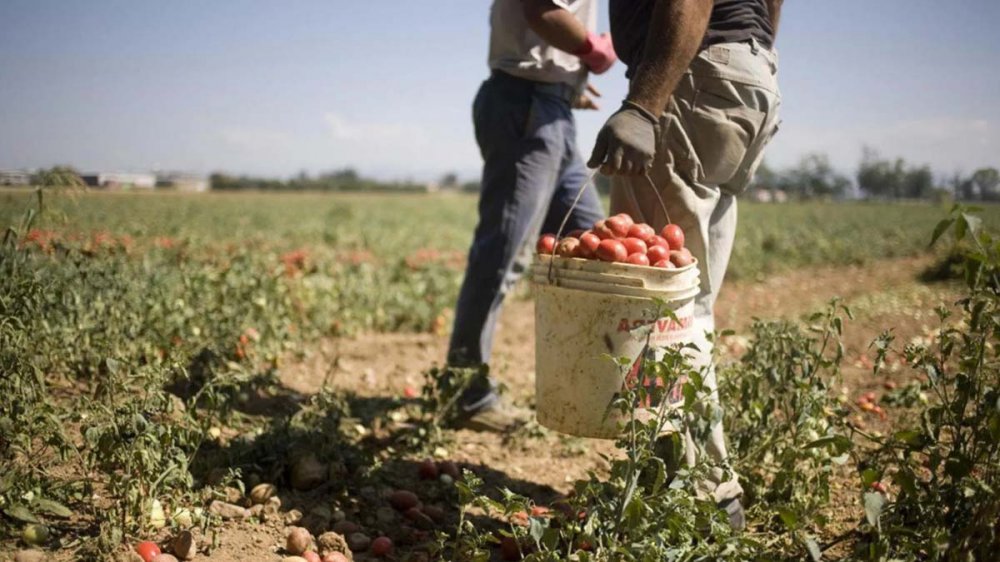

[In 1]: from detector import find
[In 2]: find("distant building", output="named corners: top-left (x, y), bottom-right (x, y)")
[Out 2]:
top-left (156, 172), bottom-right (209, 192)
top-left (0, 169), bottom-right (31, 186)
top-left (82, 172), bottom-right (156, 190)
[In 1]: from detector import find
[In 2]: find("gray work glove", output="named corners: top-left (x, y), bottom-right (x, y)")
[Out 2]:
top-left (587, 100), bottom-right (659, 176)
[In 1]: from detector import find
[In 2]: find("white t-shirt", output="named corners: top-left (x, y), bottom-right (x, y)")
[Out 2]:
top-left (488, 0), bottom-right (597, 90)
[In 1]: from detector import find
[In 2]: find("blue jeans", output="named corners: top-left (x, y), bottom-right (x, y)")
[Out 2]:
top-left (448, 71), bottom-right (605, 412)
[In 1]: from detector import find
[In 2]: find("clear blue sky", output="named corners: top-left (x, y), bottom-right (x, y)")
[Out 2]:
top-left (1, 0), bottom-right (997, 181)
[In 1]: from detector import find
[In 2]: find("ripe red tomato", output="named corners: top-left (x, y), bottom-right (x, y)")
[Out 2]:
top-left (649, 234), bottom-right (669, 248)
top-left (605, 216), bottom-right (630, 238)
top-left (626, 253), bottom-right (650, 266)
top-left (136, 541), bottom-right (162, 562)
top-left (622, 237), bottom-right (647, 255)
top-left (596, 239), bottom-right (627, 262)
top-left (536, 234), bottom-right (556, 254)
top-left (370, 536), bottom-right (393, 557)
top-left (661, 224), bottom-right (685, 250)
top-left (577, 232), bottom-right (600, 258)
top-left (592, 220), bottom-right (615, 240)
top-left (555, 237), bottom-right (580, 258)
top-left (669, 249), bottom-right (694, 267)
top-left (614, 213), bottom-right (635, 229)
top-left (646, 245), bottom-right (669, 264)
top-left (627, 223), bottom-right (655, 243)
top-left (652, 259), bottom-right (675, 269)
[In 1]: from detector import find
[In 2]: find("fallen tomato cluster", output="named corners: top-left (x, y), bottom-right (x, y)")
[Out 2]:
top-left (536, 213), bottom-right (693, 269)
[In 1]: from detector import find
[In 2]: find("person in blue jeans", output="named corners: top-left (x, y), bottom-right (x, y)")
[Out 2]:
top-left (446, 0), bottom-right (617, 431)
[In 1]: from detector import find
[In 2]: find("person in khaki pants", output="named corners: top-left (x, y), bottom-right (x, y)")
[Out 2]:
top-left (589, 0), bottom-right (783, 530)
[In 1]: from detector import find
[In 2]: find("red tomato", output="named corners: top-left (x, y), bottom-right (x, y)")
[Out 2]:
top-left (417, 459), bottom-right (439, 480)
top-left (626, 253), bottom-right (650, 266)
top-left (370, 536), bottom-right (393, 557)
top-left (596, 239), bottom-right (627, 262)
top-left (555, 237), bottom-right (580, 258)
top-left (669, 249), bottom-right (694, 267)
top-left (605, 216), bottom-right (630, 238)
top-left (302, 552), bottom-right (322, 562)
top-left (536, 234), bottom-right (556, 254)
top-left (652, 259), bottom-right (675, 269)
top-left (627, 223), bottom-right (655, 243)
top-left (646, 245), bottom-right (670, 264)
top-left (592, 220), bottom-right (615, 240)
top-left (614, 213), bottom-right (635, 228)
top-left (661, 224), bottom-right (685, 250)
top-left (649, 234), bottom-right (669, 248)
top-left (622, 237), bottom-right (647, 255)
top-left (577, 232), bottom-right (601, 259)
top-left (136, 542), bottom-right (162, 562)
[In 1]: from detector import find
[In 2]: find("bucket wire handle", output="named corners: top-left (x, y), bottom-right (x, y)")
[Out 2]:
top-left (547, 166), bottom-right (600, 283)
top-left (644, 172), bottom-right (672, 226)
top-left (545, 168), bottom-right (672, 284)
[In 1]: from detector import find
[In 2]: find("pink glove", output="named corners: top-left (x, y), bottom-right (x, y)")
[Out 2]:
top-left (574, 32), bottom-right (617, 75)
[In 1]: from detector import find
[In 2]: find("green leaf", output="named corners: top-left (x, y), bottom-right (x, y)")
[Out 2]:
top-left (646, 457), bottom-right (667, 494)
top-left (31, 498), bottom-right (72, 518)
top-left (777, 507), bottom-right (798, 530)
top-left (930, 218), bottom-right (954, 246)
top-left (955, 215), bottom-right (968, 241)
top-left (894, 469), bottom-right (918, 496)
top-left (893, 430), bottom-right (927, 448)
top-left (961, 213), bottom-right (982, 237)
top-left (3, 503), bottom-right (39, 523)
top-left (804, 436), bottom-right (837, 449)
top-left (623, 496), bottom-right (646, 527)
top-left (860, 468), bottom-right (880, 488)
top-left (805, 435), bottom-right (852, 455)
top-left (528, 516), bottom-right (546, 543)
top-left (863, 491), bottom-right (885, 530)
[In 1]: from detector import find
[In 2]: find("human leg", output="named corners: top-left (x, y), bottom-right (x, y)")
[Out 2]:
top-left (448, 82), bottom-right (576, 414)
top-left (610, 41), bottom-right (781, 510)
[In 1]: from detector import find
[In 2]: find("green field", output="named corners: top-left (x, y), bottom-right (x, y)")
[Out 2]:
top-left (1, 189), bottom-right (986, 281)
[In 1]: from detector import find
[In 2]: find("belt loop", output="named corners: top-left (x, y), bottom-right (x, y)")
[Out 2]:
top-left (749, 38), bottom-right (759, 55)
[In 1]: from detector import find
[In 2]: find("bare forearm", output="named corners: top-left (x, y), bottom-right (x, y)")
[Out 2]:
top-left (766, 0), bottom-right (783, 37)
top-left (627, 0), bottom-right (713, 116)
top-left (521, 0), bottom-right (588, 54)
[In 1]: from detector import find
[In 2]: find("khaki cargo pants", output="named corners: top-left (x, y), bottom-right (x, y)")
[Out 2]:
top-left (611, 39), bottom-right (781, 503)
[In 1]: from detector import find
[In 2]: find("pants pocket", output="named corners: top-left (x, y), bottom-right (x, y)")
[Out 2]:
top-left (684, 81), bottom-right (767, 190)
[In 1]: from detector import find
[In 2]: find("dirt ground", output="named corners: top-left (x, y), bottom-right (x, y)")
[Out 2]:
top-left (238, 254), bottom-right (949, 561)
top-left (5, 255), bottom-right (960, 561)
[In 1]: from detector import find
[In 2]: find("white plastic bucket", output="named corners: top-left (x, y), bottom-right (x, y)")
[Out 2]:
top-left (533, 255), bottom-right (701, 439)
